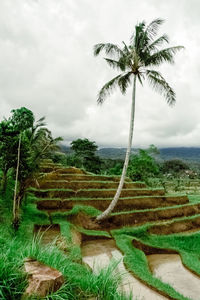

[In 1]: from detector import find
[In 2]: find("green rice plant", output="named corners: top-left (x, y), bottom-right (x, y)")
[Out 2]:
top-left (51, 205), bottom-right (100, 222)
top-left (188, 194), bottom-right (200, 203)
top-left (0, 190), bottom-right (133, 299)
top-left (78, 227), bottom-right (111, 238)
top-left (0, 232), bottom-right (133, 300)
top-left (112, 232), bottom-right (189, 300)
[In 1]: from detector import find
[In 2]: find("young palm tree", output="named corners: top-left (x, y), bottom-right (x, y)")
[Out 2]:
top-left (94, 18), bottom-right (184, 221)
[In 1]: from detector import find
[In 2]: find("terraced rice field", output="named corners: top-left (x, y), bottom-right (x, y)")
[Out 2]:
top-left (31, 160), bottom-right (200, 299)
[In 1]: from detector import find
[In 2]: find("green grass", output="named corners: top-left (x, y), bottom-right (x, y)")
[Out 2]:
top-left (78, 227), bottom-right (111, 238)
top-left (188, 194), bottom-right (200, 203)
top-left (112, 232), bottom-right (189, 300)
top-left (3, 170), bottom-right (200, 299)
top-left (43, 180), bottom-right (136, 184)
top-left (148, 213), bottom-right (200, 231)
top-left (31, 187), bottom-right (164, 192)
top-left (111, 201), bottom-right (198, 216)
top-left (51, 205), bottom-right (101, 221)
top-left (28, 188), bottom-right (74, 193)
top-left (0, 189), bottom-right (132, 299)
top-left (1, 234), bottom-right (133, 299)
top-left (112, 221), bottom-right (200, 295)
top-left (130, 228), bottom-right (200, 277)
top-left (36, 193), bottom-right (188, 202)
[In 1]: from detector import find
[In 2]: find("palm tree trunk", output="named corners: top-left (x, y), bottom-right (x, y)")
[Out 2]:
top-left (13, 133), bottom-right (21, 227)
top-left (97, 75), bottom-right (137, 221)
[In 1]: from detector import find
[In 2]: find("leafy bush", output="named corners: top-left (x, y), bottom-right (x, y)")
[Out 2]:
top-left (127, 148), bottom-right (160, 181)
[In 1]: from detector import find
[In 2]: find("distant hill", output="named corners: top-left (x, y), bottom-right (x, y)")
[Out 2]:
top-left (60, 145), bottom-right (200, 162)
top-left (98, 147), bottom-right (200, 161)
top-left (97, 148), bottom-right (137, 159)
top-left (159, 147), bottom-right (200, 161)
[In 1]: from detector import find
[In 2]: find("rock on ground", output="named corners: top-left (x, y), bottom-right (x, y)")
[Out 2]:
top-left (23, 258), bottom-right (64, 298)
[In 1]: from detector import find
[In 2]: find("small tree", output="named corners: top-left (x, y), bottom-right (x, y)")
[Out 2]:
top-left (0, 120), bottom-right (18, 191)
top-left (127, 147), bottom-right (160, 181)
top-left (70, 138), bottom-right (101, 173)
top-left (10, 108), bottom-right (34, 228)
top-left (162, 159), bottom-right (189, 175)
top-left (0, 108), bottom-right (62, 229)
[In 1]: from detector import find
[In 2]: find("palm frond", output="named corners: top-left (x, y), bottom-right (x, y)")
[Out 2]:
top-left (53, 136), bottom-right (63, 143)
top-left (131, 21), bottom-right (146, 50)
top-left (97, 74), bottom-right (122, 104)
top-left (147, 34), bottom-right (169, 51)
top-left (36, 116), bottom-right (45, 123)
top-left (145, 18), bottom-right (164, 42)
top-left (136, 19), bottom-right (165, 56)
top-left (104, 58), bottom-right (126, 71)
top-left (118, 72), bottom-right (132, 94)
top-left (122, 41), bottom-right (130, 55)
top-left (145, 46), bottom-right (184, 66)
top-left (94, 43), bottom-right (123, 57)
top-left (146, 70), bottom-right (175, 105)
top-left (137, 73), bottom-right (145, 86)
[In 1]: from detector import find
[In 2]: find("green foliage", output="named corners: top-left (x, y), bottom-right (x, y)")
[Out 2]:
top-left (113, 232), bottom-right (188, 300)
top-left (94, 19), bottom-right (183, 105)
top-left (127, 225), bottom-right (200, 279)
top-left (106, 162), bottom-right (123, 175)
top-left (127, 147), bottom-right (160, 181)
top-left (69, 138), bottom-right (102, 173)
top-left (10, 107), bottom-right (34, 132)
top-left (71, 138), bottom-right (98, 155)
top-left (0, 107), bottom-right (62, 192)
top-left (0, 126), bottom-right (18, 191)
top-left (162, 159), bottom-right (189, 174)
top-left (0, 108), bottom-right (63, 227)
top-left (0, 190), bottom-right (131, 300)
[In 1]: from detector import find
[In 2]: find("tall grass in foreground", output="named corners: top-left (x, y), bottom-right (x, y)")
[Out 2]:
top-left (0, 232), bottom-right (132, 299)
top-left (0, 184), bottom-right (132, 299)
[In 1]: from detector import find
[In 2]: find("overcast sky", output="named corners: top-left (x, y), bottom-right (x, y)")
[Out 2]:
top-left (0, 0), bottom-right (200, 148)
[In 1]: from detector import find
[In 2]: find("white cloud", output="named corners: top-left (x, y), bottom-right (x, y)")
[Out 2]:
top-left (0, 0), bottom-right (199, 148)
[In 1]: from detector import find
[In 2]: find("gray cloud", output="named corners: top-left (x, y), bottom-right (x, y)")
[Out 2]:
top-left (0, 0), bottom-right (199, 148)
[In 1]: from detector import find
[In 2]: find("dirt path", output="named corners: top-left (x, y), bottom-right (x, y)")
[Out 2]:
top-left (82, 239), bottom-right (166, 300)
top-left (148, 254), bottom-right (200, 300)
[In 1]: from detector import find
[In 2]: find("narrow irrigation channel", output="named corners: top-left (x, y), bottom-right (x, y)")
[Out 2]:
top-left (148, 254), bottom-right (200, 300)
top-left (81, 239), bottom-right (166, 300)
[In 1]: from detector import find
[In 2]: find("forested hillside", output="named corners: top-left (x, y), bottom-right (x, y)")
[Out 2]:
top-left (61, 145), bottom-right (200, 161)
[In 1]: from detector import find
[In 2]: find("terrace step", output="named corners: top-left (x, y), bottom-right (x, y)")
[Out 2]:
top-left (39, 173), bottom-right (132, 182)
top-left (40, 163), bottom-right (62, 168)
top-left (37, 195), bottom-right (189, 211)
top-left (41, 159), bottom-right (53, 164)
top-left (39, 166), bottom-right (62, 173)
top-left (148, 213), bottom-right (200, 235)
top-left (106, 203), bottom-right (200, 228)
top-left (32, 188), bottom-right (165, 199)
top-left (39, 166), bottom-right (86, 174)
top-left (36, 180), bottom-right (146, 190)
top-left (54, 167), bottom-right (87, 174)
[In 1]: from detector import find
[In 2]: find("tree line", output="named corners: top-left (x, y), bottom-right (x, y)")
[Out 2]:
top-left (55, 138), bottom-right (196, 181)
top-left (0, 107), bottom-right (62, 228)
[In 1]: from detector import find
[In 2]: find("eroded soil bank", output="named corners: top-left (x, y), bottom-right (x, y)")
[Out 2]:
top-left (148, 254), bottom-right (200, 300)
top-left (81, 239), bottom-right (166, 300)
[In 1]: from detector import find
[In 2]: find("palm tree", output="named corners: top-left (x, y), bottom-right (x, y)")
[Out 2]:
top-left (94, 18), bottom-right (184, 221)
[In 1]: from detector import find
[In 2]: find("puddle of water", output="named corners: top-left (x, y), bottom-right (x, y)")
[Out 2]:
top-left (82, 239), bottom-right (166, 300)
top-left (148, 254), bottom-right (200, 300)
